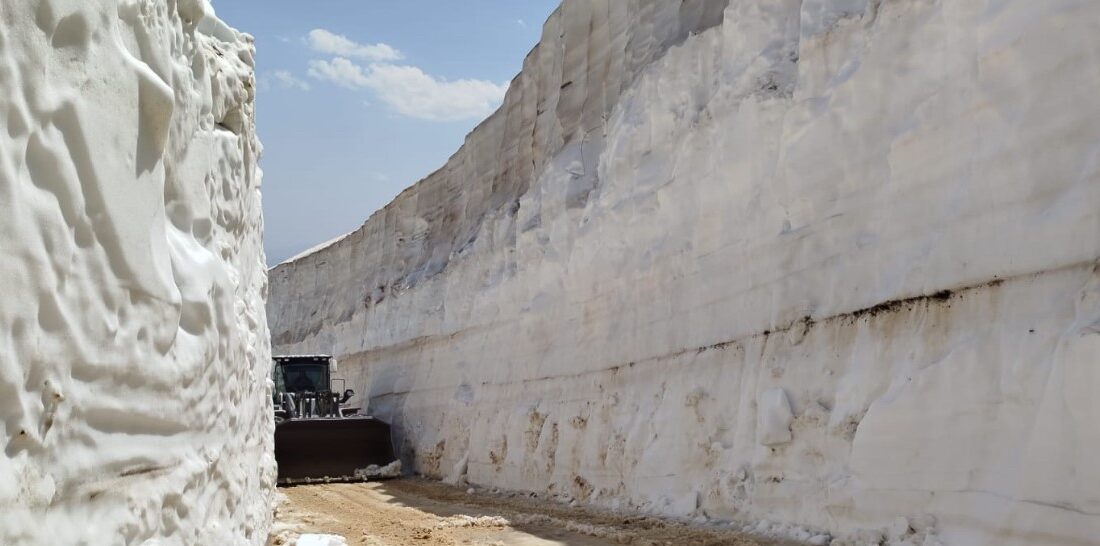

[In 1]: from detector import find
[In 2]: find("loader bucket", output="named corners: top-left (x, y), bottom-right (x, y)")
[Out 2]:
top-left (274, 416), bottom-right (398, 484)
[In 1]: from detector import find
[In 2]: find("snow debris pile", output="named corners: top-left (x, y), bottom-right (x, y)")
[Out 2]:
top-left (435, 515), bottom-right (510, 529)
top-left (269, 0), bottom-right (1100, 544)
top-left (354, 460), bottom-right (403, 479)
top-left (0, 0), bottom-right (272, 544)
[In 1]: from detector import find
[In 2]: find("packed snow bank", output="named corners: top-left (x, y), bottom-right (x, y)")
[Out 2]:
top-left (0, 0), bottom-right (272, 544)
top-left (269, 1), bottom-right (1100, 544)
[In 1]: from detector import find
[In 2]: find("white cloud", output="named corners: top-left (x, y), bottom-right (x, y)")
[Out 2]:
top-left (308, 57), bottom-right (509, 122)
top-left (307, 29), bottom-right (403, 62)
top-left (363, 64), bottom-right (508, 122)
top-left (272, 70), bottom-right (310, 91)
top-left (517, 19), bottom-right (527, 28)
top-left (308, 58), bottom-right (372, 89)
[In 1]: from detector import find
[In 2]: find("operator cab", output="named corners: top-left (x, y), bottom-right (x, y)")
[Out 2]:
top-left (272, 355), bottom-right (355, 420)
top-left (277, 357), bottom-right (330, 393)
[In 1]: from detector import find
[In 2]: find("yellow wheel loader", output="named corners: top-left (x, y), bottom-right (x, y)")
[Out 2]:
top-left (272, 355), bottom-right (399, 484)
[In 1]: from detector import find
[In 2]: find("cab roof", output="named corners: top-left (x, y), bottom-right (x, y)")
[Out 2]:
top-left (273, 355), bottom-right (332, 362)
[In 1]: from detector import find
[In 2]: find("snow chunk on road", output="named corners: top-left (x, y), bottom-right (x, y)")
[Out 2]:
top-left (296, 534), bottom-right (348, 546)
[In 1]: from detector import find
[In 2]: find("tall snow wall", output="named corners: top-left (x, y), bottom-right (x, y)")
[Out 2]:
top-left (1, 1), bottom-right (273, 544)
top-left (269, 1), bottom-right (1100, 544)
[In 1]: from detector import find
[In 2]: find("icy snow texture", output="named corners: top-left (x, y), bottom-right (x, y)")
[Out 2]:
top-left (0, 0), bottom-right (273, 544)
top-left (269, 1), bottom-right (1100, 544)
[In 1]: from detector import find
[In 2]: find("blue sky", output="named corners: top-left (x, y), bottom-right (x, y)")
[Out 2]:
top-left (210, 1), bottom-right (560, 265)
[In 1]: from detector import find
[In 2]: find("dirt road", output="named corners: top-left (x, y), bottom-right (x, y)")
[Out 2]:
top-left (268, 478), bottom-right (791, 546)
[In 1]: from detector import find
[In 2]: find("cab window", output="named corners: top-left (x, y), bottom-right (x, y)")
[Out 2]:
top-left (282, 363), bottom-right (327, 392)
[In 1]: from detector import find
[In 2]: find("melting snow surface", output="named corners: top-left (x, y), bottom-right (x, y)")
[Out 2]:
top-left (0, 0), bottom-right (272, 543)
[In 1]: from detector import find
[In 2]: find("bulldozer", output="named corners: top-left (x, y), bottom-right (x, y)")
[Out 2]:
top-left (272, 355), bottom-right (399, 484)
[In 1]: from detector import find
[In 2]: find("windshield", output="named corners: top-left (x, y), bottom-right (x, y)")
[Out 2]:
top-left (280, 363), bottom-right (328, 392)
